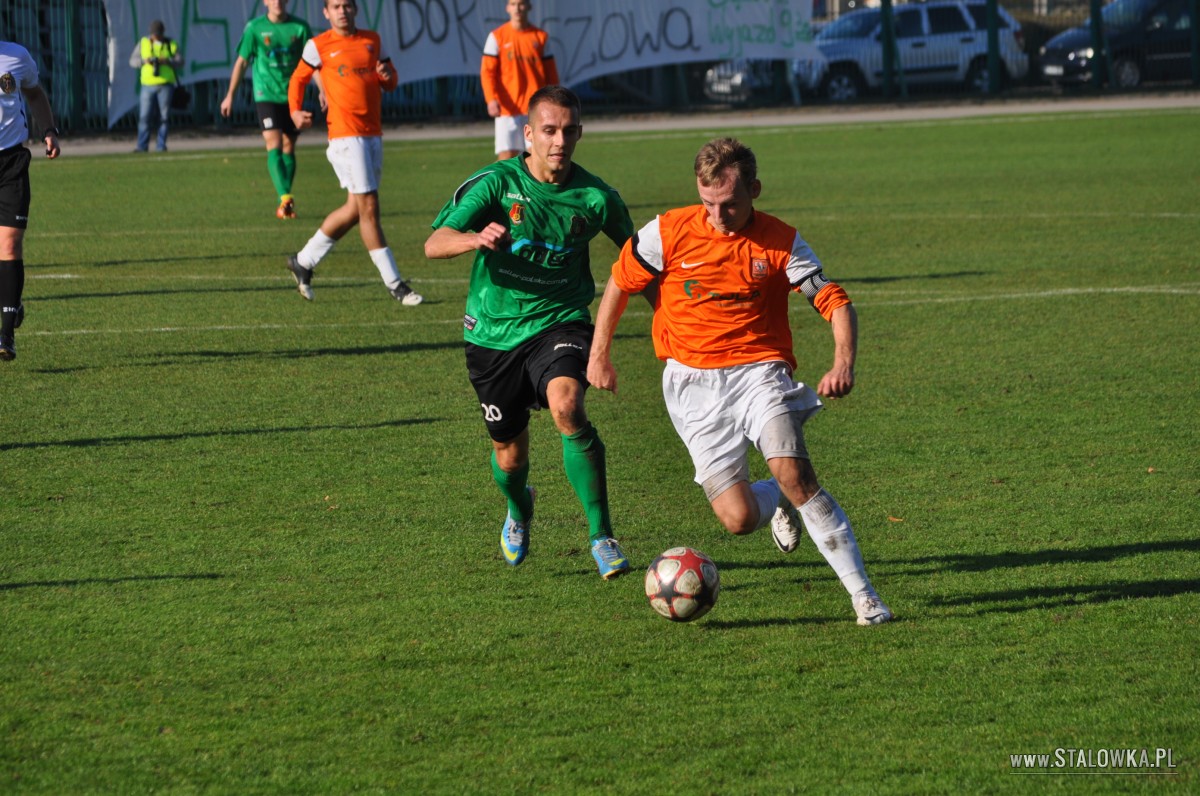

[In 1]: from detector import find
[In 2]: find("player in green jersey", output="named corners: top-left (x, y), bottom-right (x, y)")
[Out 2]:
top-left (220, 0), bottom-right (312, 220)
top-left (425, 85), bottom-right (635, 580)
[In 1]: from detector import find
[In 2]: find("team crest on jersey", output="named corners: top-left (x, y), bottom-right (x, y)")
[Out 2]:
top-left (570, 216), bottom-right (586, 236)
top-left (261, 33), bottom-right (273, 47)
top-left (0, 73), bottom-right (15, 94)
top-left (752, 259), bottom-right (769, 279)
top-left (509, 203), bottom-right (524, 224)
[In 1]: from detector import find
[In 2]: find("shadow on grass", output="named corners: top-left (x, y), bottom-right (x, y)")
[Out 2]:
top-left (148, 339), bottom-right (465, 362)
top-left (878, 538), bottom-right (1200, 574)
top-left (34, 281), bottom-right (436, 302)
top-left (703, 614), bottom-right (849, 628)
top-left (40, 251), bottom-right (281, 269)
top-left (715, 558), bottom-right (826, 572)
top-left (0, 417), bottom-right (436, 451)
top-left (0, 573), bottom-right (224, 591)
top-left (30, 340), bottom-right (465, 374)
top-left (40, 284), bottom-right (310, 301)
top-left (844, 270), bottom-right (988, 284)
top-left (929, 578), bottom-right (1200, 614)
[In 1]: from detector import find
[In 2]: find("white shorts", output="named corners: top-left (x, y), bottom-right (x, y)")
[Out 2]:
top-left (326, 136), bottom-right (383, 194)
top-left (494, 114), bottom-right (529, 154)
top-left (662, 359), bottom-right (822, 498)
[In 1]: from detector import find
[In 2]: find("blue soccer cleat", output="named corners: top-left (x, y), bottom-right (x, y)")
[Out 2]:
top-left (591, 537), bottom-right (630, 580)
top-left (500, 486), bottom-right (535, 566)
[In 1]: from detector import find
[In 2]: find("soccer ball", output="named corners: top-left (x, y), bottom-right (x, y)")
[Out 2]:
top-left (644, 547), bottom-right (720, 622)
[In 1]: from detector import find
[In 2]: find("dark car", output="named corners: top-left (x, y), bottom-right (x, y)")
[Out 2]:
top-left (1039, 0), bottom-right (1196, 88)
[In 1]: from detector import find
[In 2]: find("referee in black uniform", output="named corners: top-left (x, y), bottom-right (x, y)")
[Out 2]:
top-left (0, 39), bottom-right (61, 361)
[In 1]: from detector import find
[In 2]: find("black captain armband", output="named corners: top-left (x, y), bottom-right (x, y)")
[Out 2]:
top-left (797, 272), bottom-right (831, 299)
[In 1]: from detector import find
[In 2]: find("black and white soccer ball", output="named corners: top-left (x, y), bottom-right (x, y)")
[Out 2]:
top-left (644, 547), bottom-right (720, 622)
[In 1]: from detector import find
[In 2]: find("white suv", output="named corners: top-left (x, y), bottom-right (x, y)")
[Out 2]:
top-left (818, 1), bottom-right (1029, 101)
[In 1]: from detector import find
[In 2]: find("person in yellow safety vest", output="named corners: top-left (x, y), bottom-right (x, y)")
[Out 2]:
top-left (129, 20), bottom-right (183, 152)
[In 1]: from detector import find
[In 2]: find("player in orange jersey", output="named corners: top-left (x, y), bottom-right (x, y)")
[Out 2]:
top-left (284, 0), bottom-right (422, 305)
top-left (481, 0), bottom-right (558, 160)
top-left (588, 137), bottom-right (893, 626)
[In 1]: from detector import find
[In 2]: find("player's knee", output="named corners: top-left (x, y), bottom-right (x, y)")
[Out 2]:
top-left (717, 504), bottom-right (758, 536)
top-left (549, 403), bottom-right (586, 435)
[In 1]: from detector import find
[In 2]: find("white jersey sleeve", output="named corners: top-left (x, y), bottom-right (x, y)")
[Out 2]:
top-left (630, 216), bottom-right (666, 275)
top-left (301, 38), bottom-right (321, 69)
top-left (785, 231), bottom-right (829, 297)
top-left (482, 31), bottom-right (500, 57)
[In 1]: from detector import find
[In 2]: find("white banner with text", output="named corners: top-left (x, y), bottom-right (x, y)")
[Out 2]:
top-left (105, 0), bottom-right (816, 128)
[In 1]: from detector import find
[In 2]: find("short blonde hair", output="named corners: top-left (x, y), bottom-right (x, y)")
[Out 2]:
top-left (694, 137), bottom-right (757, 187)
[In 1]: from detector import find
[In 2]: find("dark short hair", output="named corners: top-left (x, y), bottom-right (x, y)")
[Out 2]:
top-left (150, 20), bottom-right (166, 37)
top-left (528, 85), bottom-right (581, 120)
top-left (694, 137), bottom-right (757, 187)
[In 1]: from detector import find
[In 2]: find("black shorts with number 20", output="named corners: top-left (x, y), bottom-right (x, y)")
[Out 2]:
top-left (466, 321), bottom-right (593, 443)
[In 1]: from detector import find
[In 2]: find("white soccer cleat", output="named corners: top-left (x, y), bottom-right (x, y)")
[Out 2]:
top-left (389, 280), bottom-right (423, 306)
top-left (853, 589), bottom-right (894, 626)
top-left (770, 499), bottom-right (803, 554)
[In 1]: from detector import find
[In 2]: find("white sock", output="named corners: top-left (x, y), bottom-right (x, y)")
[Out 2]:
top-left (369, 247), bottom-right (402, 290)
top-left (798, 489), bottom-right (871, 596)
top-left (297, 230), bottom-right (336, 270)
top-left (749, 478), bottom-right (782, 531)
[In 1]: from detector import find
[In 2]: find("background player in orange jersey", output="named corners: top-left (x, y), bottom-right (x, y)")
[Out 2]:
top-left (588, 137), bottom-right (893, 626)
top-left (481, 0), bottom-right (558, 160)
top-left (284, 0), bottom-right (422, 305)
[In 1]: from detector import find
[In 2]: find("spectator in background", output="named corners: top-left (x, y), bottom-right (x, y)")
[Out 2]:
top-left (130, 19), bottom-right (182, 152)
top-left (480, 0), bottom-right (558, 160)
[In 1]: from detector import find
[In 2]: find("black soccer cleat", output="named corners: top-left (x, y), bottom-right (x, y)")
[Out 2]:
top-left (286, 255), bottom-right (313, 300)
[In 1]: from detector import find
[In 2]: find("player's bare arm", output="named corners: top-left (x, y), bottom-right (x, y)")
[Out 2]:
top-left (424, 223), bottom-right (510, 259)
top-left (22, 84), bottom-right (59, 159)
top-left (586, 279), bottom-right (632, 394)
top-left (220, 56), bottom-right (250, 117)
top-left (817, 303), bottom-right (857, 399)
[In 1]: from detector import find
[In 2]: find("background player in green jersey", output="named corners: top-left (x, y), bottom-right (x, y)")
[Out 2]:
top-left (220, 0), bottom-right (312, 220)
top-left (424, 85), bottom-right (635, 580)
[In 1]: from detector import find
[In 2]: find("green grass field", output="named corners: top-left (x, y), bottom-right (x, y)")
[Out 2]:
top-left (3, 105), bottom-right (1198, 794)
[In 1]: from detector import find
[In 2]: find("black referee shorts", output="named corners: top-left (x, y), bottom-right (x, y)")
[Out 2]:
top-left (0, 145), bottom-right (32, 229)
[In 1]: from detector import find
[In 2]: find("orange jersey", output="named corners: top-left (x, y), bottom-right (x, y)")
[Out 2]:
top-left (289, 28), bottom-right (397, 139)
top-left (611, 206), bottom-right (851, 370)
top-left (481, 23), bottom-right (558, 116)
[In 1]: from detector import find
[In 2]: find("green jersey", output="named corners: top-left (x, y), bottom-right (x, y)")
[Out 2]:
top-left (236, 13), bottom-right (312, 103)
top-left (432, 156), bottom-right (634, 351)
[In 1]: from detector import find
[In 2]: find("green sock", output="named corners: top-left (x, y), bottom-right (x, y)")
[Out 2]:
top-left (266, 148), bottom-right (289, 199)
top-left (561, 424), bottom-right (611, 541)
top-left (281, 151), bottom-right (297, 193)
top-left (492, 452), bottom-right (533, 522)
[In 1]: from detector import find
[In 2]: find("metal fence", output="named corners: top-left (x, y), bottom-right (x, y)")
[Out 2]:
top-left (3, 0), bottom-right (1196, 135)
